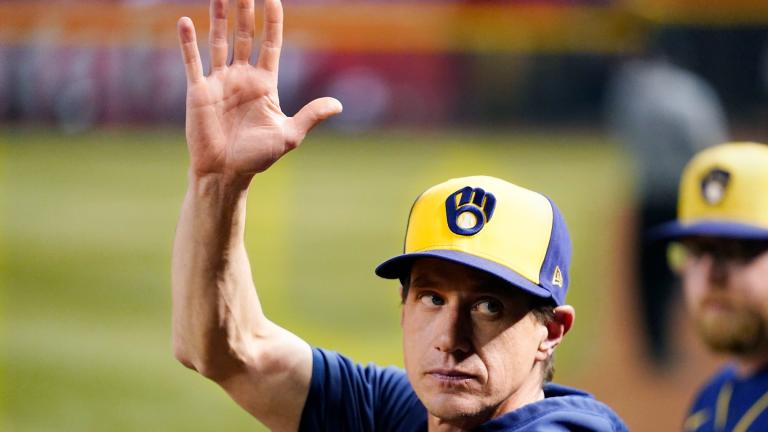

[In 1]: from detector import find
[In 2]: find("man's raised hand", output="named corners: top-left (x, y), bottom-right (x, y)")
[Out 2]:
top-left (177, 0), bottom-right (342, 181)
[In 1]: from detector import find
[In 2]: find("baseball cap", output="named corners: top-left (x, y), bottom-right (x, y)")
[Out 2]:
top-left (651, 142), bottom-right (768, 240)
top-left (375, 176), bottom-right (572, 306)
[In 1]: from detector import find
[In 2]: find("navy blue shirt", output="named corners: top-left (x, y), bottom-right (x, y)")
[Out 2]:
top-left (299, 348), bottom-right (628, 431)
top-left (684, 364), bottom-right (768, 431)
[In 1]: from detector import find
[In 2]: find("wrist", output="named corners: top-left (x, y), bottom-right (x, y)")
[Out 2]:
top-left (180, 170), bottom-right (250, 257)
top-left (187, 171), bottom-right (253, 210)
top-left (188, 170), bottom-right (252, 193)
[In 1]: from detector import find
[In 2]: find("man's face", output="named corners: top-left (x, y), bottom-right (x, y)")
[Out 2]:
top-left (401, 258), bottom-right (547, 424)
top-left (679, 237), bottom-right (768, 355)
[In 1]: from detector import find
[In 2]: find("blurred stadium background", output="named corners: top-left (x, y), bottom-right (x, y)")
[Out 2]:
top-left (3, 0), bottom-right (768, 430)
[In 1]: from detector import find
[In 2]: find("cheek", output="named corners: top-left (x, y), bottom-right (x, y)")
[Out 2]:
top-left (682, 262), bottom-right (710, 307)
top-left (479, 323), bottom-right (540, 384)
top-left (401, 308), bottom-right (429, 365)
top-left (735, 260), bottom-right (768, 310)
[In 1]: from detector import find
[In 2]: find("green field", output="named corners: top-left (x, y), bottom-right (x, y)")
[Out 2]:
top-left (4, 128), bottom-right (631, 431)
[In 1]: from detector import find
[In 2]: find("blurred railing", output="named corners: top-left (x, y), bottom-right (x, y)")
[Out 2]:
top-left (1, 0), bottom-right (766, 130)
top-left (0, 1), bottom-right (644, 53)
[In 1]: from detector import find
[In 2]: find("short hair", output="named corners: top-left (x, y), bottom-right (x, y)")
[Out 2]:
top-left (400, 276), bottom-right (557, 383)
top-left (530, 298), bottom-right (556, 383)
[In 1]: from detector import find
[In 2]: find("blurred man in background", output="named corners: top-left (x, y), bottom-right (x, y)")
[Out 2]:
top-left (607, 46), bottom-right (729, 367)
top-left (653, 142), bottom-right (768, 431)
top-left (171, 0), bottom-right (628, 430)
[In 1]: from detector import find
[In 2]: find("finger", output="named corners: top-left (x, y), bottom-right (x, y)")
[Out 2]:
top-left (209, 0), bottom-right (229, 69)
top-left (256, 0), bottom-right (283, 74)
top-left (287, 97), bottom-right (343, 145)
top-left (177, 17), bottom-right (204, 84)
top-left (233, 0), bottom-right (255, 64)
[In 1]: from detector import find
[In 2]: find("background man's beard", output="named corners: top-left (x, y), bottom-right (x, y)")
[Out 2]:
top-left (696, 306), bottom-right (768, 355)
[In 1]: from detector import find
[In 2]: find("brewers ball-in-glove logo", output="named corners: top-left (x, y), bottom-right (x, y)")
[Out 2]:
top-left (700, 168), bottom-right (731, 205)
top-left (445, 187), bottom-right (496, 236)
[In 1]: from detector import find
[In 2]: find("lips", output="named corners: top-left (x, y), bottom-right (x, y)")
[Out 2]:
top-left (426, 368), bottom-right (477, 382)
top-left (701, 295), bottom-right (735, 312)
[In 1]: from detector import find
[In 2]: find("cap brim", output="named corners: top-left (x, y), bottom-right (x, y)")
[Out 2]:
top-left (375, 250), bottom-right (556, 304)
top-left (649, 220), bottom-right (768, 241)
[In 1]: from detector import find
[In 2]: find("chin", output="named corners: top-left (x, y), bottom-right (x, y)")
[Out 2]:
top-left (697, 308), bottom-right (768, 355)
top-left (421, 390), bottom-right (491, 421)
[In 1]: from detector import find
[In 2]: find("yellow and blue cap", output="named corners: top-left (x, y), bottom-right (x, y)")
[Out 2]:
top-left (375, 176), bottom-right (572, 306)
top-left (652, 142), bottom-right (768, 240)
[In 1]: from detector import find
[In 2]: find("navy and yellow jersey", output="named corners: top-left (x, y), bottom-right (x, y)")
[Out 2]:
top-left (299, 348), bottom-right (628, 432)
top-left (684, 364), bottom-right (768, 432)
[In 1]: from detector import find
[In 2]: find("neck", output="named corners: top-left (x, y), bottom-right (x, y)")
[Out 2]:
top-left (426, 383), bottom-right (545, 431)
top-left (735, 350), bottom-right (768, 377)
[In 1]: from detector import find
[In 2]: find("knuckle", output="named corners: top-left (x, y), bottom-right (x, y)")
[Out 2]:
top-left (285, 133), bottom-right (300, 150)
top-left (236, 29), bottom-right (253, 40)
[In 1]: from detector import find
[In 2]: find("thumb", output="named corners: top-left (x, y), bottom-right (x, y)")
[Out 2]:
top-left (287, 97), bottom-right (343, 145)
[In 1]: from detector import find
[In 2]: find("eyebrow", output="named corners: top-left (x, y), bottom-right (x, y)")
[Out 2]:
top-left (412, 272), bottom-right (511, 295)
top-left (410, 274), bottom-right (438, 288)
top-left (473, 280), bottom-right (514, 297)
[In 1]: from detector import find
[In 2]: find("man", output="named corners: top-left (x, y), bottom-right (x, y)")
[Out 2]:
top-left (607, 53), bottom-right (728, 366)
top-left (652, 142), bottom-right (768, 431)
top-left (171, 0), bottom-right (628, 430)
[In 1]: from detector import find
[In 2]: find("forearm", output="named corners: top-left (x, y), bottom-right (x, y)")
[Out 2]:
top-left (172, 0), bottom-right (339, 424)
top-left (171, 172), bottom-right (268, 378)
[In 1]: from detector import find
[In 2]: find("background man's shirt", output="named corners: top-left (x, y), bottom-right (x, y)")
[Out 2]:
top-left (685, 364), bottom-right (768, 432)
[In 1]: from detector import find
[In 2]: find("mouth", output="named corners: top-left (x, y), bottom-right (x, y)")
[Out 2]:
top-left (701, 297), bottom-right (734, 313)
top-left (425, 368), bottom-right (477, 383)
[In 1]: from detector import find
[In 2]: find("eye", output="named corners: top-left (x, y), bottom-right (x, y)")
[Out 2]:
top-left (418, 293), bottom-right (445, 307)
top-left (473, 299), bottom-right (503, 317)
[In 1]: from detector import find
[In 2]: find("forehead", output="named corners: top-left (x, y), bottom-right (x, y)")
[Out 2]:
top-left (682, 236), bottom-right (736, 247)
top-left (683, 236), bottom-right (768, 250)
top-left (409, 257), bottom-right (517, 295)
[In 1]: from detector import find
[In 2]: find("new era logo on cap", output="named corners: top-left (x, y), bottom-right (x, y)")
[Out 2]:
top-left (375, 175), bottom-right (572, 306)
top-left (552, 266), bottom-right (564, 287)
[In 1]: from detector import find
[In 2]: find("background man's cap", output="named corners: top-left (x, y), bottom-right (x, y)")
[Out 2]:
top-left (651, 142), bottom-right (768, 240)
top-left (375, 176), bottom-right (572, 306)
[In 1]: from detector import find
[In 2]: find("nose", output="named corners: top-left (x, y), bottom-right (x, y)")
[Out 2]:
top-left (703, 255), bottom-right (730, 287)
top-left (434, 306), bottom-right (472, 356)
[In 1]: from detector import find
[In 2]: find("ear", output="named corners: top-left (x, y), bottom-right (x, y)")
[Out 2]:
top-left (400, 286), bottom-right (406, 327)
top-left (536, 305), bottom-right (575, 360)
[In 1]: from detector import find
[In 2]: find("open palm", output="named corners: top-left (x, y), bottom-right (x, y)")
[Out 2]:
top-left (178, 0), bottom-right (342, 179)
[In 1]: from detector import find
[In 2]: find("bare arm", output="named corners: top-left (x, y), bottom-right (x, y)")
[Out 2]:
top-left (171, 1), bottom-right (342, 430)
